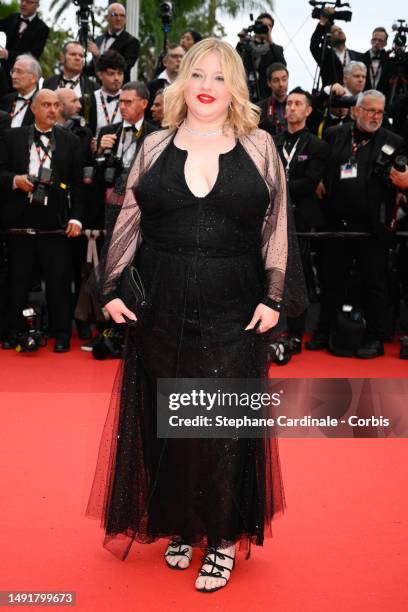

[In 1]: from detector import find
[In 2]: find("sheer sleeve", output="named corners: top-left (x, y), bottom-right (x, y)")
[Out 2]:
top-left (97, 128), bottom-right (175, 306)
top-left (241, 129), bottom-right (308, 318)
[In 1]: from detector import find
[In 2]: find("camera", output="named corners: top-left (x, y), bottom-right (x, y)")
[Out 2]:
top-left (28, 166), bottom-right (53, 206)
top-left (159, 2), bottom-right (173, 29)
top-left (329, 94), bottom-right (358, 108)
top-left (95, 149), bottom-right (122, 186)
top-left (15, 308), bottom-right (47, 353)
top-left (309, 0), bottom-right (352, 23)
top-left (92, 326), bottom-right (124, 360)
top-left (373, 145), bottom-right (407, 179)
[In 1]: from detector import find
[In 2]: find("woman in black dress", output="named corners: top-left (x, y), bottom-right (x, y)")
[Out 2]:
top-left (86, 38), bottom-right (306, 593)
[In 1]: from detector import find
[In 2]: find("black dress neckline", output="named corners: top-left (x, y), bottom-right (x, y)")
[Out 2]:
top-left (170, 140), bottom-right (239, 200)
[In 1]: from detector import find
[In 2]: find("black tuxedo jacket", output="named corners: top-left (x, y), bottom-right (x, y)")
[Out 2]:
top-left (274, 128), bottom-right (330, 229)
top-left (362, 50), bottom-right (391, 97)
top-left (0, 12), bottom-right (49, 70)
top-left (323, 123), bottom-right (405, 230)
top-left (0, 109), bottom-right (11, 133)
top-left (0, 90), bottom-right (36, 126)
top-left (0, 125), bottom-right (83, 229)
top-left (310, 24), bottom-right (364, 87)
top-left (89, 30), bottom-right (140, 83)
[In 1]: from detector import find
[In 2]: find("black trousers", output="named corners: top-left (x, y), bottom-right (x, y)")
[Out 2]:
top-left (7, 234), bottom-right (73, 340)
top-left (318, 235), bottom-right (391, 341)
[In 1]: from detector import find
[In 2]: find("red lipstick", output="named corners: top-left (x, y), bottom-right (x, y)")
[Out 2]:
top-left (197, 94), bottom-right (215, 104)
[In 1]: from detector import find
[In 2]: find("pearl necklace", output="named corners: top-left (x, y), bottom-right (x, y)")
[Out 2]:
top-left (182, 120), bottom-right (223, 138)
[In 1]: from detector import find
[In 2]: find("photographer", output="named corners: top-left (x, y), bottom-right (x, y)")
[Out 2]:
top-left (274, 87), bottom-right (330, 353)
top-left (88, 50), bottom-right (125, 136)
top-left (257, 63), bottom-right (289, 136)
top-left (97, 82), bottom-right (155, 232)
top-left (87, 3), bottom-right (139, 84)
top-left (308, 61), bottom-right (366, 137)
top-left (362, 27), bottom-right (391, 96)
top-left (0, 89), bottom-right (83, 353)
top-left (43, 41), bottom-right (97, 119)
top-left (310, 5), bottom-right (363, 87)
top-left (237, 12), bottom-right (286, 101)
top-left (0, 0), bottom-right (49, 92)
top-left (0, 54), bottom-right (40, 127)
top-left (306, 90), bottom-right (405, 358)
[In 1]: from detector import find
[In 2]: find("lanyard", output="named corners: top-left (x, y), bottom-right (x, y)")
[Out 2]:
top-left (100, 91), bottom-right (120, 125)
top-left (350, 130), bottom-right (371, 162)
top-left (10, 97), bottom-right (30, 119)
top-left (282, 138), bottom-right (300, 176)
top-left (267, 97), bottom-right (284, 132)
top-left (120, 125), bottom-right (143, 157)
top-left (35, 140), bottom-right (51, 167)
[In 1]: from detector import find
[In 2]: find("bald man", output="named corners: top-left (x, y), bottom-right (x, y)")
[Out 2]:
top-left (0, 89), bottom-right (84, 352)
top-left (87, 2), bottom-right (139, 82)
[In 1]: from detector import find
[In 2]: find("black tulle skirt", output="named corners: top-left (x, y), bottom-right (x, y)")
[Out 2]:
top-left (86, 242), bottom-right (286, 560)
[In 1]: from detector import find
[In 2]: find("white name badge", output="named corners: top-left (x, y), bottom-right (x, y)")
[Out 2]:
top-left (340, 162), bottom-right (358, 180)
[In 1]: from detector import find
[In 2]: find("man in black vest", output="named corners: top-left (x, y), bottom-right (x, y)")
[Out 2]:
top-left (306, 90), bottom-right (405, 358)
top-left (87, 3), bottom-right (139, 84)
top-left (43, 41), bottom-right (97, 123)
top-left (310, 6), bottom-right (363, 88)
top-left (274, 87), bottom-right (330, 353)
top-left (0, 89), bottom-right (83, 352)
top-left (0, 54), bottom-right (40, 127)
top-left (0, 0), bottom-right (49, 91)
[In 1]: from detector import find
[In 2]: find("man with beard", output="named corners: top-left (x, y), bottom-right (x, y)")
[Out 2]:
top-left (306, 91), bottom-right (405, 358)
top-left (257, 63), bottom-right (289, 136)
top-left (310, 5), bottom-right (363, 87)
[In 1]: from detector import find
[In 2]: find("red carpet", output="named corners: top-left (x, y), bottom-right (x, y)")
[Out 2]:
top-left (1, 338), bottom-right (407, 611)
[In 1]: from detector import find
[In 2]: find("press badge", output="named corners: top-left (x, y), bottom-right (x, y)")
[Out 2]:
top-left (340, 162), bottom-right (358, 180)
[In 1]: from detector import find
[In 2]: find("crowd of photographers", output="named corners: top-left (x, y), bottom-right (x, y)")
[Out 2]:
top-left (1, 0), bottom-right (408, 362)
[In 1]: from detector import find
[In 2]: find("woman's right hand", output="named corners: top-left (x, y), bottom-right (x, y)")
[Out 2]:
top-left (104, 298), bottom-right (137, 324)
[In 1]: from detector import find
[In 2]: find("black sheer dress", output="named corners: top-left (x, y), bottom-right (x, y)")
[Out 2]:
top-left (87, 129), bottom-right (306, 561)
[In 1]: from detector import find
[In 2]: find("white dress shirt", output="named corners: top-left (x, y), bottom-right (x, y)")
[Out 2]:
top-left (99, 29), bottom-right (124, 54)
top-left (10, 88), bottom-right (36, 128)
top-left (95, 88), bottom-right (122, 136)
top-left (117, 118), bottom-right (143, 168)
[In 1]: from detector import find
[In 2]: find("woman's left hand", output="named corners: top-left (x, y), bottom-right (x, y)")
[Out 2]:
top-left (245, 303), bottom-right (280, 333)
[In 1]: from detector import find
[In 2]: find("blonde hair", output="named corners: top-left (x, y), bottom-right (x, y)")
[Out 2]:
top-left (162, 38), bottom-right (260, 137)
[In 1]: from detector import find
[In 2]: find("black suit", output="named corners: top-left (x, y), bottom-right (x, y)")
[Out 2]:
top-left (0, 125), bottom-right (83, 340)
top-left (274, 127), bottom-right (330, 338)
top-left (88, 30), bottom-right (140, 83)
top-left (310, 24), bottom-right (364, 87)
top-left (0, 90), bottom-right (36, 126)
top-left (237, 41), bottom-right (286, 101)
top-left (0, 109), bottom-right (11, 134)
top-left (43, 74), bottom-right (98, 124)
top-left (0, 12), bottom-right (49, 91)
top-left (317, 123), bottom-right (405, 341)
top-left (362, 49), bottom-right (391, 97)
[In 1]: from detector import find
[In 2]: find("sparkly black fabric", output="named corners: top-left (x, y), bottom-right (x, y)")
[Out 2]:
top-left (86, 133), bottom-right (295, 560)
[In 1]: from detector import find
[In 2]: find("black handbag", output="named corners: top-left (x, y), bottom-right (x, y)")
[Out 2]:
top-left (119, 265), bottom-right (148, 322)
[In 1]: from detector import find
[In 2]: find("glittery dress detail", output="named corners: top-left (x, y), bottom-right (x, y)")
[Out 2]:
top-left (86, 129), bottom-right (307, 560)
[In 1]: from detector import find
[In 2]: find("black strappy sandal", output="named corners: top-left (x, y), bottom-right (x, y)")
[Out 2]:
top-left (195, 547), bottom-right (236, 593)
top-left (164, 540), bottom-right (193, 570)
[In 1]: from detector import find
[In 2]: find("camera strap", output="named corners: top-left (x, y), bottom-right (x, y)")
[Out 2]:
top-left (350, 129), bottom-right (371, 163)
top-left (100, 91), bottom-right (120, 125)
top-left (10, 97), bottom-right (30, 119)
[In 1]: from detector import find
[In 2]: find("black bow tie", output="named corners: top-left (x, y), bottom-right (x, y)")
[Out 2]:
top-left (34, 129), bottom-right (52, 140)
top-left (106, 32), bottom-right (118, 39)
top-left (62, 76), bottom-right (78, 85)
top-left (106, 94), bottom-right (120, 103)
top-left (123, 125), bottom-right (135, 131)
top-left (19, 17), bottom-right (30, 24)
top-left (16, 95), bottom-right (27, 101)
